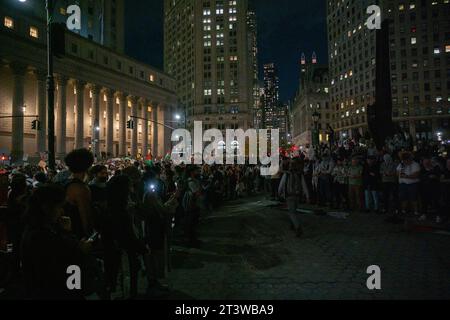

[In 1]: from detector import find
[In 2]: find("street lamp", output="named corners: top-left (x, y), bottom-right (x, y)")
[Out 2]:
top-left (19, 0), bottom-right (56, 171)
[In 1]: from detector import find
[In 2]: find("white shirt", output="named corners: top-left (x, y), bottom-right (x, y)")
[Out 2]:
top-left (397, 161), bottom-right (420, 184)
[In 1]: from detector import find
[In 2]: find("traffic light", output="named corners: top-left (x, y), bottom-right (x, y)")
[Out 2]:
top-left (127, 120), bottom-right (134, 129)
top-left (32, 120), bottom-right (41, 131)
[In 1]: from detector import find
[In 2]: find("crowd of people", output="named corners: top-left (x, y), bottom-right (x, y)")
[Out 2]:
top-left (0, 149), bottom-right (265, 300)
top-left (276, 138), bottom-right (450, 236)
top-left (0, 135), bottom-right (449, 299)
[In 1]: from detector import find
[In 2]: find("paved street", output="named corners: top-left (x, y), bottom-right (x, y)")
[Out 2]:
top-left (160, 196), bottom-right (450, 300)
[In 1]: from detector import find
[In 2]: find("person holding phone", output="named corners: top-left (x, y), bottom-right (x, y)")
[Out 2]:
top-left (21, 185), bottom-right (93, 300)
top-left (142, 177), bottom-right (180, 297)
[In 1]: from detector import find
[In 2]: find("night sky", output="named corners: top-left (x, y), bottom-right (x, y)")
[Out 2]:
top-left (124, 0), bottom-right (328, 102)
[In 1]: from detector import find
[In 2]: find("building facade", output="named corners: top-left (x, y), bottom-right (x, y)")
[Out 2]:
top-left (327, 0), bottom-right (450, 141)
top-left (385, 0), bottom-right (450, 141)
top-left (0, 5), bottom-right (176, 163)
top-left (164, 0), bottom-right (256, 133)
top-left (292, 57), bottom-right (331, 147)
top-left (327, 0), bottom-right (376, 139)
top-left (262, 63), bottom-right (280, 130)
top-left (247, 9), bottom-right (260, 129)
top-left (0, 0), bottom-right (125, 53)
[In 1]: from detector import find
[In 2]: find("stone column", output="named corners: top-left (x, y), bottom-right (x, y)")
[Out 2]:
top-left (152, 101), bottom-right (159, 159)
top-left (158, 104), bottom-right (166, 157)
top-left (140, 99), bottom-right (149, 157)
top-left (35, 69), bottom-right (47, 155)
top-left (164, 105), bottom-right (173, 156)
top-left (56, 75), bottom-right (68, 158)
top-left (74, 80), bottom-right (86, 149)
top-left (10, 62), bottom-right (27, 164)
top-left (90, 85), bottom-right (100, 159)
top-left (117, 92), bottom-right (127, 157)
top-left (104, 89), bottom-right (114, 158)
top-left (129, 96), bottom-right (138, 158)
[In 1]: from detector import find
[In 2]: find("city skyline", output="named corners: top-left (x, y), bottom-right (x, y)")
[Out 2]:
top-left (124, 0), bottom-right (328, 103)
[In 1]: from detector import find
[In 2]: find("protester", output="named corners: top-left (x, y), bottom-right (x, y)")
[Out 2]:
top-left (397, 152), bottom-right (421, 216)
top-left (363, 156), bottom-right (381, 213)
top-left (64, 149), bottom-right (95, 239)
top-left (0, 133), bottom-right (449, 300)
top-left (331, 158), bottom-right (348, 209)
top-left (379, 154), bottom-right (398, 214)
top-left (279, 158), bottom-right (304, 237)
top-left (21, 184), bottom-right (92, 300)
top-left (348, 157), bottom-right (364, 212)
top-left (142, 180), bottom-right (179, 295)
top-left (104, 175), bottom-right (147, 299)
top-left (419, 155), bottom-right (441, 222)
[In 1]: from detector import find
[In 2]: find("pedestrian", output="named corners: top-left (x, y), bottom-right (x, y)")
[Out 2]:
top-left (397, 151), bottom-right (421, 216)
top-left (64, 149), bottom-right (95, 239)
top-left (379, 153), bottom-right (398, 214)
top-left (21, 184), bottom-right (92, 300)
top-left (331, 158), bottom-right (348, 209)
top-left (278, 158), bottom-right (304, 237)
top-left (347, 157), bottom-right (363, 212)
top-left (363, 156), bottom-right (381, 213)
top-left (419, 155), bottom-right (441, 222)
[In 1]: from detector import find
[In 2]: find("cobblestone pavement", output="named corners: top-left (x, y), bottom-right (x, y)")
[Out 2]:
top-left (158, 196), bottom-right (450, 300)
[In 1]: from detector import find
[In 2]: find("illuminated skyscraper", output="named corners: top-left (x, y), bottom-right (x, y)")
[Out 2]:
top-left (262, 63), bottom-right (280, 130)
top-left (164, 0), bottom-right (256, 132)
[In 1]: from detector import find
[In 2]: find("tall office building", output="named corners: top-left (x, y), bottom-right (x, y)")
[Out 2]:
top-left (262, 63), bottom-right (280, 130)
top-left (327, 0), bottom-right (450, 140)
top-left (385, 0), bottom-right (450, 140)
top-left (164, 0), bottom-right (256, 132)
top-left (327, 0), bottom-right (377, 139)
top-left (247, 9), bottom-right (260, 129)
top-left (0, 0), bottom-right (125, 53)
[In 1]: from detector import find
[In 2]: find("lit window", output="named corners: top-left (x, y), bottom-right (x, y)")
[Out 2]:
top-left (446, 45), bottom-right (450, 53)
top-left (30, 26), bottom-right (39, 38)
top-left (4, 16), bottom-right (14, 29)
top-left (149, 74), bottom-right (154, 82)
top-left (434, 47), bottom-right (440, 54)
top-left (411, 37), bottom-right (416, 44)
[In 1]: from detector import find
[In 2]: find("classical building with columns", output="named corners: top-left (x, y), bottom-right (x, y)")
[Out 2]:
top-left (0, 6), bottom-right (177, 163)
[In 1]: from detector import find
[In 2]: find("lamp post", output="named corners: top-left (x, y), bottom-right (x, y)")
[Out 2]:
top-left (312, 110), bottom-right (320, 147)
top-left (45, 0), bottom-right (56, 171)
top-left (19, 0), bottom-right (56, 170)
